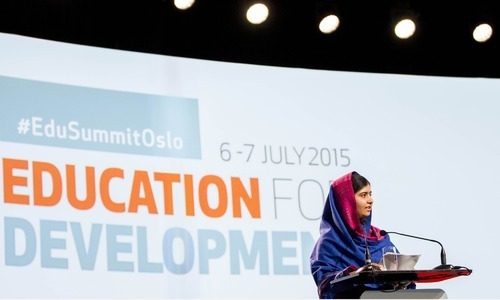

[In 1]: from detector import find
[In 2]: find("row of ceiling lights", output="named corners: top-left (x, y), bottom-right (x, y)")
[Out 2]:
top-left (173, 0), bottom-right (494, 43)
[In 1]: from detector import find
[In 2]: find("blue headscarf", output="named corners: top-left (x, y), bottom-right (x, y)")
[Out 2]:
top-left (310, 172), bottom-right (395, 298)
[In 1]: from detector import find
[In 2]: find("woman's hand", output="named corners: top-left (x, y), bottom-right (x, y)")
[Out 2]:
top-left (353, 263), bottom-right (383, 274)
top-left (372, 262), bottom-right (383, 270)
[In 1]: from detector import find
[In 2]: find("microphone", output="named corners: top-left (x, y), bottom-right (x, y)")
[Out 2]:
top-left (380, 230), bottom-right (453, 270)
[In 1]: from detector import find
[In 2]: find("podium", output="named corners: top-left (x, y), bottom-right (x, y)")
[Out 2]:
top-left (330, 268), bottom-right (472, 299)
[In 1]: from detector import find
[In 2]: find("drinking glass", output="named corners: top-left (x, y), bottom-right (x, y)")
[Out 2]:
top-left (382, 246), bottom-right (398, 271)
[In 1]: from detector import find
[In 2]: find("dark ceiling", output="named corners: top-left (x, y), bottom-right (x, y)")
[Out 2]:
top-left (1, 0), bottom-right (499, 78)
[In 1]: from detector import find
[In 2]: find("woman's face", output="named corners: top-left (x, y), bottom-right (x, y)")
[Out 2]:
top-left (355, 184), bottom-right (373, 218)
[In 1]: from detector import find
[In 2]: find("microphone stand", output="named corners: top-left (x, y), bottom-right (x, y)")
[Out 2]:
top-left (358, 219), bottom-right (380, 272)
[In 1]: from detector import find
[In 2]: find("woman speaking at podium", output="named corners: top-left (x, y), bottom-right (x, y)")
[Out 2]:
top-left (310, 172), bottom-right (411, 298)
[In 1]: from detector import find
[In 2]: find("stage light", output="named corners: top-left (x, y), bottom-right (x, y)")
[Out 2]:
top-left (472, 23), bottom-right (493, 43)
top-left (394, 18), bottom-right (416, 39)
top-left (246, 3), bottom-right (269, 25)
top-left (319, 15), bottom-right (340, 34)
top-left (468, 5), bottom-right (493, 44)
top-left (390, 3), bottom-right (419, 41)
top-left (315, 1), bottom-right (341, 35)
top-left (173, 0), bottom-right (195, 10)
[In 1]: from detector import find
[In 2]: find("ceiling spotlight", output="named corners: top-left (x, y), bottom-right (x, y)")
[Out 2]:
top-left (473, 23), bottom-right (493, 42)
top-left (394, 19), bottom-right (416, 39)
top-left (246, 3), bottom-right (269, 25)
top-left (319, 15), bottom-right (340, 34)
top-left (173, 0), bottom-right (195, 10)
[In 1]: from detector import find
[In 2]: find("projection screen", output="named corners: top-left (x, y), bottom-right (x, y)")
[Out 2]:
top-left (0, 33), bottom-right (498, 298)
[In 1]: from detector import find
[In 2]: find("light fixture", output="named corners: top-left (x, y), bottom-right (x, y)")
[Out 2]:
top-left (390, 3), bottom-right (419, 41)
top-left (246, 3), bottom-right (269, 25)
top-left (173, 0), bottom-right (195, 10)
top-left (468, 7), bottom-right (494, 43)
top-left (394, 18), bottom-right (416, 39)
top-left (319, 14), bottom-right (340, 34)
top-left (315, 1), bottom-right (341, 35)
top-left (473, 23), bottom-right (493, 42)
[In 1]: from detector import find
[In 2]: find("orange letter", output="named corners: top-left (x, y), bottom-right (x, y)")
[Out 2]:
top-left (231, 177), bottom-right (261, 218)
top-left (154, 172), bottom-right (180, 215)
top-left (3, 158), bottom-right (29, 205)
top-left (67, 165), bottom-right (96, 210)
top-left (184, 174), bottom-right (195, 216)
top-left (100, 168), bottom-right (125, 213)
top-left (129, 170), bottom-right (158, 214)
top-left (33, 161), bottom-right (62, 206)
top-left (198, 175), bottom-right (227, 218)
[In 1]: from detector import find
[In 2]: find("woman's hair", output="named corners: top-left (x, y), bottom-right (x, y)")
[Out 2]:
top-left (352, 172), bottom-right (370, 193)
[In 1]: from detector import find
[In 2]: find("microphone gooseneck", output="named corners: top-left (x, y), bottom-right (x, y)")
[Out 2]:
top-left (380, 230), bottom-right (453, 270)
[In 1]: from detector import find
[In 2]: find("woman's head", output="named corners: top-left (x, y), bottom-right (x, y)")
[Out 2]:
top-left (330, 171), bottom-right (384, 240)
top-left (352, 172), bottom-right (373, 219)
